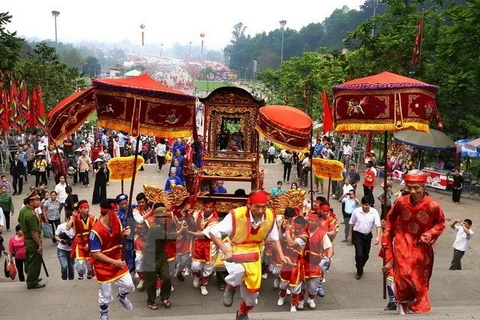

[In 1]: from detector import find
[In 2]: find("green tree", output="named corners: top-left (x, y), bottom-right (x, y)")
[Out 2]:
top-left (0, 12), bottom-right (24, 71)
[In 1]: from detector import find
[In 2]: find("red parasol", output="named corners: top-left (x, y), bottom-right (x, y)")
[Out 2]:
top-left (256, 105), bottom-right (313, 152)
top-left (92, 74), bottom-right (195, 138)
top-left (333, 71), bottom-right (440, 133)
top-left (48, 87), bottom-right (96, 145)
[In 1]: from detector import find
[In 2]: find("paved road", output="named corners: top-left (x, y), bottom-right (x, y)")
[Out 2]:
top-left (1, 162), bottom-right (479, 319)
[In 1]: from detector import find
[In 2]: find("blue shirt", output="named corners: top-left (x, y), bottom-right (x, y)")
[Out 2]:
top-left (214, 186), bottom-right (227, 194)
top-left (342, 197), bottom-right (358, 215)
top-left (313, 144), bottom-right (323, 157)
top-left (89, 228), bottom-right (111, 252)
top-left (171, 155), bottom-right (184, 168)
top-left (165, 176), bottom-right (183, 192)
top-left (117, 133), bottom-right (126, 147)
top-left (271, 188), bottom-right (286, 196)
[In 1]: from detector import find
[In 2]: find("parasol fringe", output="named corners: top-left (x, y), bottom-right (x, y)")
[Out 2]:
top-left (335, 122), bottom-right (429, 134)
top-left (255, 125), bottom-right (308, 153)
top-left (99, 120), bottom-right (193, 139)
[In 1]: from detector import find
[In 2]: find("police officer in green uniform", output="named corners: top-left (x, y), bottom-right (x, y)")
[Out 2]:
top-left (18, 190), bottom-right (46, 289)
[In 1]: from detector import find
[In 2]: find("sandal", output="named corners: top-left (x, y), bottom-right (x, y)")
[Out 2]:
top-left (162, 299), bottom-right (171, 308)
top-left (148, 303), bottom-right (159, 310)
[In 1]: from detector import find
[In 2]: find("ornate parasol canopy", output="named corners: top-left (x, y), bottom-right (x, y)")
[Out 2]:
top-left (256, 105), bottom-right (313, 152)
top-left (333, 71), bottom-right (440, 133)
top-left (92, 74), bottom-right (196, 137)
top-left (48, 87), bottom-right (96, 145)
top-left (394, 128), bottom-right (455, 151)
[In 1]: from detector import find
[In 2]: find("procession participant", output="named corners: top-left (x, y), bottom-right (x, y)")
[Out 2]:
top-left (209, 190), bottom-right (288, 320)
top-left (143, 205), bottom-right (181, 310)
top-left (277, 216), bottom-right (309, 312)
top-left (89, 199), bottom-right (134, 320)
top-left (379, 220), bottom-right (396, 311)
top-left (116, 194), bottom-right (136, 274)
top-left (188, 198), bottom-right (219, 296)
top-left (301, 213), bottom-right (333, 309)
top-left (165, 168), bottom-right (183, 192)
top-left (18, 190), bottom-right (46, 289)
top-left (383, 171), bottom-right (446, 314)
top-left (132, 192), bottom-right (154, 289)
top-left (347, 197), bottom-right (381, 280)
top-left (173, 209), bottom-right (192, 282)
top-left (67, 200), bottom-right (96, 279)
top-left (268, 207), bottom-right (295, 289)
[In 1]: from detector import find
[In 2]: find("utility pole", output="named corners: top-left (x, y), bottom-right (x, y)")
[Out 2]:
top-left (279, 20), bottom-right (287, 64)
top-left (51, 11), bottom-right (60, 53)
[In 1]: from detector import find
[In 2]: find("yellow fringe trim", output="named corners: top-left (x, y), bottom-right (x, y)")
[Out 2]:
top-left (312, 158), bottom-right (345, 181)
top-left (334, 122), bottom-right (429, 134)
top-left (107, 156), bottom-right (145, 181)
top-left (98, 120), bottom-right (193, 138)
top-left (255, 125), bottom-right (309, 153)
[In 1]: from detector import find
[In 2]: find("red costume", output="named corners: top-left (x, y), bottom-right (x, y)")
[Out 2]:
top-left (192, 210), bottom-right (219, 263)
top-left (89, 215), bottom-right (128, 283)
top-left (280, 225), bottom-right (308, 286)
top-left (384, 194), bottom-right (445, 313)
top-left (304, 226), bottom-right (327, 279)
top-left (71, 213), bottom-right (97, 259)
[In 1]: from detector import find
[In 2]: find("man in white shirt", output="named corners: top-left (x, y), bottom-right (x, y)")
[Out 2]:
top-left (55, 175), bottom-right (68, 214)
top-left (209, 191), bottom-right (287, 320)
top-left (268, 144), bottom-right (276, 164)
top-left (348, 196), bottom-right (381, 279)
top-left (155, 140), bottom-right (167, 172)
top-left (449, 219), bottom-right (473, 270)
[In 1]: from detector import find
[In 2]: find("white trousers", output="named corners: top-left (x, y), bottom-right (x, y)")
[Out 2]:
top-left (279, 279), bottom-right (303, 294)
top-left (304, 277), bottom-right (320, 296)
top-left (135, 253), bottom-right (143, 272)
top-left (75, 259), bottom-right (92, 275)
top-left (223, 259), bottom-right (258, 306)
top-left (98, 273), bottom-right (135, 306)
top-left (191, 252), bottom-right (218, 278)
top-left (269, 264), bottom-right (281, 277)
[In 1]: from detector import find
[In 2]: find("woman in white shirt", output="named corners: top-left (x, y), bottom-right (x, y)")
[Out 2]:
top-left (155, 139), bottom-right (167, 172)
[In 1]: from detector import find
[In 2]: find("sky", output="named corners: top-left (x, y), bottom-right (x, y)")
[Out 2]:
top-left (1, 0), bottom-right (366, 50)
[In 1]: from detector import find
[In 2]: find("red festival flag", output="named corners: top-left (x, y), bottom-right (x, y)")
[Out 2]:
top-left (0, 89), bottom-right (9, 132)
top-left (321, 90), bottom-right (333, 134)
top-left (412, 12), bottom-right (424, 68)
top-left (29, 86), bottom-right (38, 128)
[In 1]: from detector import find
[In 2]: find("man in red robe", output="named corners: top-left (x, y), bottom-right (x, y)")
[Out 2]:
top-left (89, 199), bottom-right (134, 320)
top-left (383, 171), bottom-right (446, 315)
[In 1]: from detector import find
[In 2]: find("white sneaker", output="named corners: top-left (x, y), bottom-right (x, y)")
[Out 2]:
top-left (116, 295), bottom-right (133, 311)
top-left (184, 268), bottom-right (191, 276)
top-left (262, 273), bottom-right (268, 279)
top-left (286, 288), bottom-right (291, 295)
top-left (171, 285), bottom-right (175, 292)
top-left (193, 276), bottom-right (200, 288)
top-left (137, 279), bottom-right (144, 290)
top-left (200, 285), bottom-right (208, 296)
top-left (277, 296), bottom-right (285, 306)
top-left (307, 297), bottom-right (316, 309)
top-left (290, 306), bottom-right (297, 312)
top-left (297, 300), bottom-right (304, 310)
top-left (99, 314), bottom-right (109, 320)
top-left (273, 277), bottom-right (280, 288)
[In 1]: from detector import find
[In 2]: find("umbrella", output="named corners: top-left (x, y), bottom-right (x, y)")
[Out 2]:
top-left (48, 88), bottom-right (96, 145)
top-left (333, 71), bottom-right (441, 133)
top-left (466, 137), bottom-right (480, 152)
top-left (92, 74), bottom-right (195, 138)
top-left (255, 105), bottom-right (313, 152)
top-left (394, 128), bottom-right (455, 151)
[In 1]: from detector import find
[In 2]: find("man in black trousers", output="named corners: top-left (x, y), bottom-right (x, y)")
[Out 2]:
top-left (347, 197), bottom-right (381, 280)
top-left (10, 153), bottom-right (25, 195)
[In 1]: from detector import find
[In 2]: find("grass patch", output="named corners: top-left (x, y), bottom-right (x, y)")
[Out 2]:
top-left (195, 80), bottom-right (232, 92)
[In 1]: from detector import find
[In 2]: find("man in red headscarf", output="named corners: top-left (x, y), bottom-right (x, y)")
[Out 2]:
top-left (187, 198), bottom-right (219, 296)
top-left (67, 200), bottom-right (97, 279)
top-left (209, 190), bottom-right (288, 320)
top-left (383, 171), bottom-right (446, 314)
top-left (89, 199), bottom-right (134, 320)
